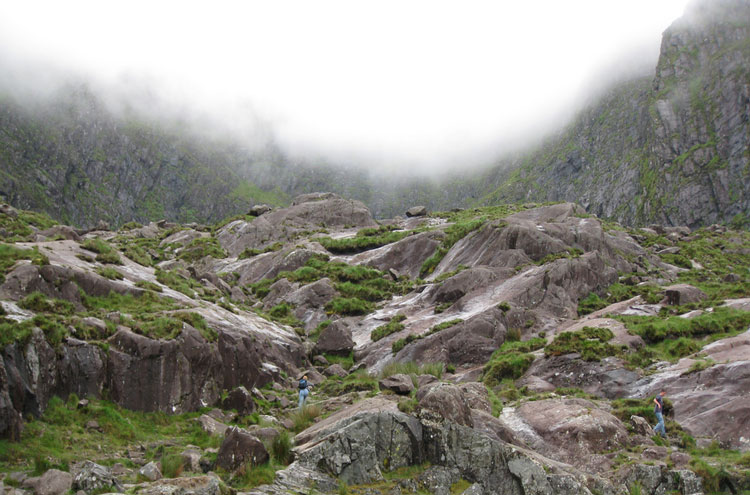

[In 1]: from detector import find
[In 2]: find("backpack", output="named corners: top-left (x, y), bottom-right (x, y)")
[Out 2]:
top-left (298, 379), bottom-right (308, 390)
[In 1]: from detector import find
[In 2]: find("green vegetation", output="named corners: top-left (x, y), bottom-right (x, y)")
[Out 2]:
top-left (155, 269), bottom-right (201, 298)
top-left (265, 303), bottom-right (302, 329)
top-left (482, 338), bottom-right (545, 387)
top-left (173, 312), bottom-right (218, 342)
top-left (537, 247), bottom-right (583, 265)
top-left (578, 283), bottom-right (662, 316)
top-left (96, 266), bottom-right (123, 280)
top-left (289, 404), bottom-right (321, 433)
top-left (0, 209), bottom-right (57, 242)
top-left (318, 226), bottom-right (409, 254)
top-left (317, 369), bottom-right (378, 396)
top-left (80, 238), bottom-right (122, 265)
top-left (135, 280), bottom-right (163, 292)
top-left (544, 327), bottom-right (623, 361)
top-left (618, 307), bottom-right (750, 344)
top-left (379, 361), bottom-right (444, 380)
top-left (238, 242), bottom-right (283, 259)
top-left (0, 244), bottom-right (49, 283)
top-left (420, 218), bottom-right (487, 277)
top-left (248, 254), bottom-right (405, 318)
top-left (391, 319), bottom-right (463, 354)
top-left (325, 297), bottom-right (373, 316)
top-left (370, 314), bottom-right (407, 341)
top-left (0, 396), bottom-right (221, 472)
top-left (18, 291), bottom-right (74, 316)
top-left (176, 236), bottom-right (227, 262)
top-left (322, 351), bottom-right (355, 370)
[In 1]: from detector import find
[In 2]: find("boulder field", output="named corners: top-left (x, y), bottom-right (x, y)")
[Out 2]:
top-left (0, 194), bottom-right (749, 493)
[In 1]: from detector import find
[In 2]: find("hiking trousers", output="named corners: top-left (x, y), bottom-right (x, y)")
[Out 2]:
top-left (298, 388), bottom-right (309, 409)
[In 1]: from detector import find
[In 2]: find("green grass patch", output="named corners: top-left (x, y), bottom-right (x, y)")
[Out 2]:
top-left (318, 228), bottom-right (409, 254)
top-left (0, 396), bottom-right (221, 472)
top-left (262, 302), bottom-right (302, 329)
top-left (317, 369), bottom-right (378, 396)
top-left (0, 209), bottom-right (57, 242)
top-left (96, 266), bottom-right (123, 280)
top-left (0, 315), bottom-right (68, 348)
top-left (371, 314), bottom-right (407, 342)
top-left (325, 297), bottom-right (373, 316)
top-left (177, 236), bottom-right (227, 262)
top-left (173, 312), bottom-right (218, 342)
top-left (81, 238), bottom-right (122, 265)
top-left (578, 283), bottom-right (663, 316)
top-left (288, 404), bottom-right (321, 433)
top-left (392, 319), bottom-right (463, 354)
top-left (18, 291), bottom-right (75, 315)
top-left (537, 247), bottom-right (583, 265)
top-left (238, 242), bottom-right (283, 259)
top-left (155, 269), bottom-right (201, 298)
top-left (420, 218), bottom-right (487, 277)
top-left (322, 351), bottom-right (354, 370)
top-left (544, 326), bottom-right (623, 361)
top-left (135, 280), bottom-right (163, 292)
top-left (0, 244), bottom-right (49, 282)
top-left (379, 361), bottom-right (444, 380)
top-left (482, 338), bottom-right (545, 387)
top-left (616, 307), bottom-right (750, 344)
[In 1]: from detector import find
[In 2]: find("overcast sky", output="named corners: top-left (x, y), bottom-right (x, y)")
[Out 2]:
top-left (0, 0), bottom-right (690, 173)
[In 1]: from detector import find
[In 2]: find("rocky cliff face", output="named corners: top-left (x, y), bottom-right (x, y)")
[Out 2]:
top-left (477, 0), bottom-right (750, 228)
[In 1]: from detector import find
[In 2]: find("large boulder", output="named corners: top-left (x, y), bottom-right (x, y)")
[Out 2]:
top-left (23, 469), bottom-right (72, 495)
top-left (616, 464), bottom-right (703, 495)
top-left (406, 206), bottom-right (428, 217)
top-left (73, 461), bottom-right (122, 492)
top-left (216, 427), bottom-right (269, 471)
top-left (134, 476), bottom-right (223, 495)
top-left (106, 327), bottom-right (223, 413)
top-left (664, 284), bottom-right (708, 305)
top-left (378, 374), bottom-right (414, 395)
top-left (38, 225), bottom-right (80, 241)
top-left (505, 398), bottom-right (630, 469)
top-left (353, 230), bottom-right (445, 279)
top-left (138, 461), bottom-right (163, 481)
top-left (428, 267), bottom-right (506, 303)
top-left (519, 354), bottom-right (640, 399)
top-left (257, 403), bottom-right (615, 495)
top-left (394, 307), bottom-right (507, 367)
top-left (631, 415), bottom-right (655, 437)
top-left (217, 193), bottom-right (377, 256)
top-left (312, 320), bottom-right (354, 356)
top-left (221, 386), bottom-right (256, 415)
top-left (417, 383), bottom-right (473, 427)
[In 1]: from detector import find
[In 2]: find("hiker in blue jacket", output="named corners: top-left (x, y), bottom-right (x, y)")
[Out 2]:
top-left (298, 375), bottom-right (312, 409)
top-left (653, 390), bottom-right (667, 437)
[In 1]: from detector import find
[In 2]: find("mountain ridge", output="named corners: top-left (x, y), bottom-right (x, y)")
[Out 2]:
top-left (0, 0), bottom-right (748, 229)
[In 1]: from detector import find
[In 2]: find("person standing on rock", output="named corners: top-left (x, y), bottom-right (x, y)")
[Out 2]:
top-left (298, 375), bottom-right (312, 409)
top-left (653, 390), bottom-right (667, 438)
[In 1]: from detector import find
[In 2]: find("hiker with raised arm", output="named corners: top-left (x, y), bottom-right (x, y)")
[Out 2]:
top-left (653, 390), bottom-right (667, 438)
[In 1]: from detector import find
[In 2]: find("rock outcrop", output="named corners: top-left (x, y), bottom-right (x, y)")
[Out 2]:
top-left (217, 193), bottom-right (377, 256)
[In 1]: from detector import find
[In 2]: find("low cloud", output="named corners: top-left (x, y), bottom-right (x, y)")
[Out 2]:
top-left (0, 0), bottom-right (690, 175)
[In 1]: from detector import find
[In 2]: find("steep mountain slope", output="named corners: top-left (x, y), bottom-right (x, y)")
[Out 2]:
top-left (476, 0), bottom-right (750, 228)
top-left (1, 195), bottom-right (749, 493)
top-left (0, 86), bottom-right (292, 228)
top-left (0, 0), bottom-right (748, 230)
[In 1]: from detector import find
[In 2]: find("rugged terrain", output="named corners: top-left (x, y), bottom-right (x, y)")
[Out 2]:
top-left (1, 0), bottom-right (749, 229)
top-left (0, 194), bottom-right (748, 494)
top-left (476, 0), bottom-right (750, 229)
